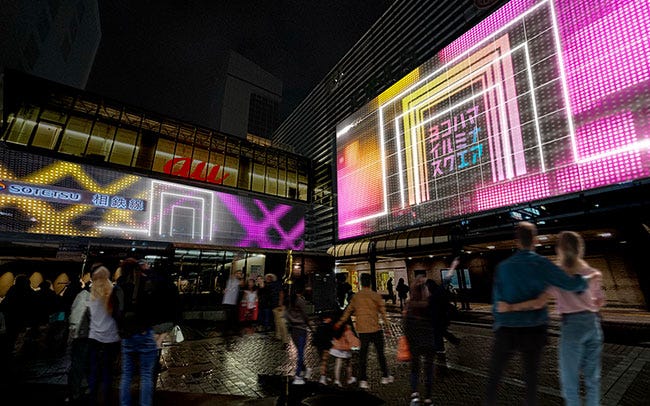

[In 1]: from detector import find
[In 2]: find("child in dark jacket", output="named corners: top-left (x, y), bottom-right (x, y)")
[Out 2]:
top-left (313, 312), bottom-right (337, 385)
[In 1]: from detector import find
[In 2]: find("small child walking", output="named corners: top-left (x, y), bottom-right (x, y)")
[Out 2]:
top-left (329, 322), bottom-right (359, 387)
top-left (313, 312), bottom-right (336, 385)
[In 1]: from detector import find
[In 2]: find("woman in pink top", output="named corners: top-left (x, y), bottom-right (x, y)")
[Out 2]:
top-left (498, 231), bottom-right (605, 406)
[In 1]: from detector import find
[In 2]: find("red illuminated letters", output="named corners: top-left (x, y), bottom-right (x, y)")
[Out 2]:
top-left (163, 157), bottom-right (230, 184)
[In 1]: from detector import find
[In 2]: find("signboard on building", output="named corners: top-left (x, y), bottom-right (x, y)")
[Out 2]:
top-left (335, 0), bottom-right (650, 239)
top-left (0, 144), bottom-right (305, 250)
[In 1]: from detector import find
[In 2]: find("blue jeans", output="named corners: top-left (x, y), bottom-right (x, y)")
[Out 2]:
top-left (120, 329), bottom-right (158, 406)
top-left (291, 327), bottom-right (307, 376)
top-left (559, 312), bottom-right (603, 406)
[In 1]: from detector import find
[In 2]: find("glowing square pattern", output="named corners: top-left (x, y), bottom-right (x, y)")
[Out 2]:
top-left (336, 0), bottom-right (650, 239)
top-left (0, 144), bottom-right (305, 250)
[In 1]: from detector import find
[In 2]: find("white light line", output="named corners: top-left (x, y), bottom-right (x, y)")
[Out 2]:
top-left (170, 206), bottom-right (195, 238)
top-left (148, 180), bottom-right (154, 237)
top-left (523, 42), bottom-right (546, 172)
top-left (97, 226), bottom-right (150, 234)
top-left (394, 42), bottom-right (528, 121)
top-left (496, 84), bottom-right (514, 179)
top-left (394, 118), bottom-right (406, 208)
top-left (380, 0), bottom-right (549, 109)
top-left (577, 140), bottom-right (650, 164)
top-left (409, 85), bottom-right (499, 132)
top-left (344, 211), bottom-right (388, 226)
top-left (548, 0), bottom-right (578, 163)
top-left (410, 124), bottom-right (422, 204)
top-left (407, 85), bottom-right (500, 203)
top-left (208, 194), bottom-right (214, 241)
top-left (378, 108), bottom-right (389, 216)
top-left (160, 191), bottom-right (206, 239)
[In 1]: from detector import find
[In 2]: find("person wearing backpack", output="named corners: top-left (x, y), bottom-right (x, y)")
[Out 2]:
top-left (113, 258), bottom-right (159, 406)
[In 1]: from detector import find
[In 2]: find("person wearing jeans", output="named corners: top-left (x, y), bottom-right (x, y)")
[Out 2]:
top-left (336, 273), bottom-right (393, 389)
top-left (120, 329), bottom-right (158, 406)
top-left (499, 231), bottom-right (605, 406)
top-left (485, 222), bottom-right (593, 406)
top-left (113, 258), bottom-right (162, 406)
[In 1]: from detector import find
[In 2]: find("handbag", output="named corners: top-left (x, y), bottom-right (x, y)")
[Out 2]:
top-left (171, 325), bottom-right (185, 343)
top-left (397, 335), bottom-right (411, 362)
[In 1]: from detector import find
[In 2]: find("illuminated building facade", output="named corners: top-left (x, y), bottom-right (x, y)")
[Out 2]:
top-left (274, 0), bottom-right (650, 307)
top-left (0, 71), bottom-right (333, 307)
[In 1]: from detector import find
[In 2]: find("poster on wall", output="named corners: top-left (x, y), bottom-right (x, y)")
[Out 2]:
top-left (0, 144), bottom-right (305, 250)
top-left (336, 0), bottom-right (650, 239)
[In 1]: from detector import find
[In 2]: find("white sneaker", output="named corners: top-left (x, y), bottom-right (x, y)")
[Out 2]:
top-left (334, 380), bottom-right (342, 387)
top-left (304, 367), bottom-right (313, 379)
top-left (359, 380), bottom-right (369, 389)
top-left (346, 376), bottom-right (357, 385)
top-left (318, 375), bottom-right (327, 385)
top-left (380, 375), bottom-right (394, 384)
top-left (292, 376), bottom-right (305, 385)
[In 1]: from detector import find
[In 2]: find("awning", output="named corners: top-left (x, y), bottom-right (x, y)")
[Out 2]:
top-left (327, 229), bottom-right (450, 259)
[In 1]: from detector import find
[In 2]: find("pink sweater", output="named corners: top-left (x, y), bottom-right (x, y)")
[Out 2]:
top-left (549, 265), bottom-right (605, 314)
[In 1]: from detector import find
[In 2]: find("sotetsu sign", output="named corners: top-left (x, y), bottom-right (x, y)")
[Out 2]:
top-left (163, 157), bottom-right (230, 184)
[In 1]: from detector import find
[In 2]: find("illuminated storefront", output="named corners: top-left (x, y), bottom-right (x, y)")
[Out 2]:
top-left (2, 70), bottom-right (310, 202)
top-left (0, 71), bottom-right (338, 309)
top-left (0, 144), bottom-right (305, 250)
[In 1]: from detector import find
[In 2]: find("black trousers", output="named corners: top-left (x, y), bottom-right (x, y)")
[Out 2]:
top-left (358, 330), bottom-right (389, 381)
top-left (485, 325), bottom-right (548, 406)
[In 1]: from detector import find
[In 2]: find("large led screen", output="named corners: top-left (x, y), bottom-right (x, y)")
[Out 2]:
top-left (0, 144), bottom-right (305, 250)
top-left (336, 0), bottom-right (650, 239)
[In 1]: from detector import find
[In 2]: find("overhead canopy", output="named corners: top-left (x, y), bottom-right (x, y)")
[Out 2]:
top-left (327, 229), bottom-right (450, 259)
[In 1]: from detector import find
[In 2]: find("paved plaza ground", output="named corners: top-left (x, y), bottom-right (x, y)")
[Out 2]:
top-left (3, 302), bottom-right (650, 405)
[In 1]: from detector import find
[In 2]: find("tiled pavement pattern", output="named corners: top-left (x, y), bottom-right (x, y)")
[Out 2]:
top-left (9, 313), bottom-right (650, 405)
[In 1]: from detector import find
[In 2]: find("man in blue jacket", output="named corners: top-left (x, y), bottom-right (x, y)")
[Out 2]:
top-left (484, 222), bottom-right (591, 406)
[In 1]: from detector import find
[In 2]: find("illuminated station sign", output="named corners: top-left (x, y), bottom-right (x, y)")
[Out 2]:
top-left (0, 145), bottom-right (305, 250)
top-left (336, 0), bottom-right (650, 239)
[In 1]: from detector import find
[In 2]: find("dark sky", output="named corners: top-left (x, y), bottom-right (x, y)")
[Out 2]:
top-left (87, 0), bottom-right (393, 123)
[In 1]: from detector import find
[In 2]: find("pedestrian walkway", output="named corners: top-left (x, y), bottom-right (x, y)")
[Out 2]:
top-left (4, 308), bottom-right (650, 405)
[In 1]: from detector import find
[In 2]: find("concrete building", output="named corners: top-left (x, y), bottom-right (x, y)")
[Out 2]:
top-left (0, 0), bottom-right (101, 87)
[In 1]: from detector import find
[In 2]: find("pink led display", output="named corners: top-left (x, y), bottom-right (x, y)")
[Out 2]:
top-left (336, 0), bottom-right (650, 240)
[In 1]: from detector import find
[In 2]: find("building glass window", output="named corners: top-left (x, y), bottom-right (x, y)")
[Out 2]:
top-left (39, 109), bottom-right (67, 124)
top-left (109, 127), bottom-right (137, 166)
top-left (59, 116), bottom-right (92, 156)
top-left (223, 153), bottom-right (239, 189)
top-left (86, 121), bottom-right (116, 161)
top-left (5, 106), bottom-right (39, 145)
top-left (265, 155), bottom-right (278, 196)
top-left (153, 138), bottom-right (176, 173)
top-left (31, 122), bottom-right (61, 150)
top-left (248, 93), bottom-right (279, 139)
top-left (209, 138), bottom-right (228, 185)
top-left (192, 146), bottom-right (210, 181)
top-left (251, 150), bottom-right (266, 193)
top-left (134, 129), bottom-right (157, 170)
top-left (287, 158), bottom-right (298, 199)
top-left (277, 155), bottom-right (287, 198)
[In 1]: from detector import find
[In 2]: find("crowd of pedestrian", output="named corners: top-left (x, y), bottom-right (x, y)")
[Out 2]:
top-left (0, 221), bottom-right (607, 405)
top-left (0, 258), bottom-right (181, 406)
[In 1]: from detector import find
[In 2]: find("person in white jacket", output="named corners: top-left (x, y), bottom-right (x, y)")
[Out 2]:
top-left (66, 268), bottom-right (92, 403)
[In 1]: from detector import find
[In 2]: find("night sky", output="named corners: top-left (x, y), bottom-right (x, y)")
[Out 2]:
top-left (87, 0), bottom-right (393, 124)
